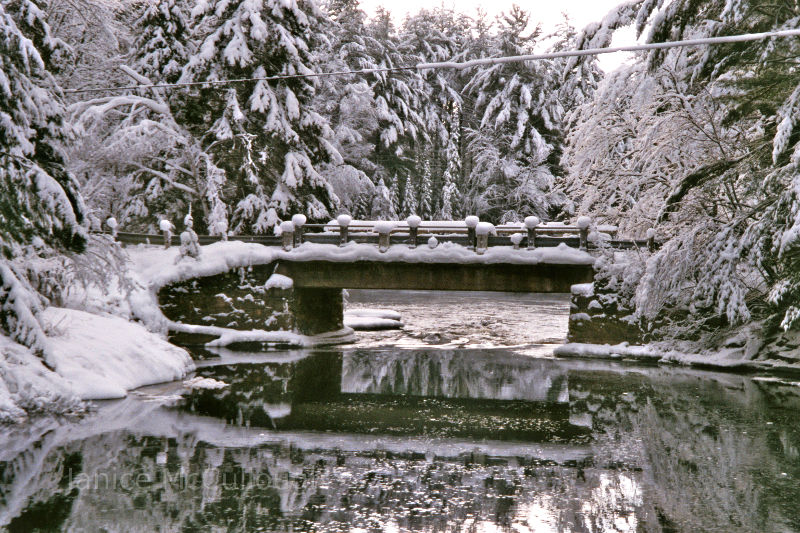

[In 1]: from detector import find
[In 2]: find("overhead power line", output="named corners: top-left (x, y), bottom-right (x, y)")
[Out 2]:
top-left (416, 28), bottom-right (800, 70)
top-left (65, 28), bottom-right (800, 95)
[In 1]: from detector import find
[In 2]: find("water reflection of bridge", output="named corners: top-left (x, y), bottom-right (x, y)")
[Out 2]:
top-left (182, 351), bottom-right (586, 443)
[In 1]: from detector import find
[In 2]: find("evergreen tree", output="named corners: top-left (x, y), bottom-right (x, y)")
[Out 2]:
top-left (179, 0), bottom-right (340, 233)
top-left (464, 6), bottom-right (566, 222)
top-left (1, 0), bottom-right (86, 349)
top-left (400, 8), bottom-right (469, 213)
top-left (132, 0), bottom-right (190, 84)
top-left (402, 174), bottom-right (418, 216)
top-left (417, 155), bottom-right (433, 219)
top-left (371, 178), bottom-right (398, 219)
top-left (437, 106), bottom-right (462, 220)
top-left (364, 9), bottom-right (425, 185)
top-left (388, 175), bottom-right (400, 216)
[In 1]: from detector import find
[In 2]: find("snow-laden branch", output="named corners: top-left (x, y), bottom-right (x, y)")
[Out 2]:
top-left (69, 95), bottom-right (170, 132)
top-left (129, 162), bottom-right (199, 196)
top-left (118, 65), bottom-right (153, 86)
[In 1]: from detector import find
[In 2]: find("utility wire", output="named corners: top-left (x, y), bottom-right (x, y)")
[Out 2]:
top-left (65, 28), bottom-right (800, 95)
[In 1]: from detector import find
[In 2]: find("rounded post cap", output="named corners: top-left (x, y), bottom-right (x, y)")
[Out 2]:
top-left (524, 216), bottom-right (540, 229)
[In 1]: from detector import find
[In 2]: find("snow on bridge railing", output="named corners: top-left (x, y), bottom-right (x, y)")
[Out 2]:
top-left (104, 215), bottom-right (657, 253)
top-left (275, 214), bottom-right (635, 254)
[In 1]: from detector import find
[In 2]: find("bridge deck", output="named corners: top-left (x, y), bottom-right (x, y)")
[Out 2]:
top-left (275, 260), bottom-right (593, 293)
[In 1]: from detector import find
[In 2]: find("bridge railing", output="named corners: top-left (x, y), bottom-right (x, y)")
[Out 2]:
top-left (104, 215), bottom-right (657, 253)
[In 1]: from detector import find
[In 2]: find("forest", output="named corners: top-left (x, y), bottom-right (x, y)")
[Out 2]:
top-left (4, 0), bottom-right (800, 362)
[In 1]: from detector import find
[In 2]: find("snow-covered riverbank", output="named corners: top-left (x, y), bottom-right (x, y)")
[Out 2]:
top-left (555, 340), bottom-right (800, 376)
top-left (0, 308), bottom-right (194, 422)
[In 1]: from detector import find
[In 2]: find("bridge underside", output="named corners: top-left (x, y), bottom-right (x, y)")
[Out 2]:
top-left (275, 260), bottom-right (593, 293)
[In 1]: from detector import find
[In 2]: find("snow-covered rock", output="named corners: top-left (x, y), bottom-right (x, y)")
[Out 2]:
top-left (183, 376), bottom-right (228, 390)
top-left (264, 273), bottom-right (293, 290)
top-left (344, 308), bottom-right (403, 330)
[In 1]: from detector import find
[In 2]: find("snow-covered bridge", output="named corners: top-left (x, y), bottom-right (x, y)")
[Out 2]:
top-left (132, 235), bottom-right (596, 345)
top-left (124, 216), bottom-right (653, 346)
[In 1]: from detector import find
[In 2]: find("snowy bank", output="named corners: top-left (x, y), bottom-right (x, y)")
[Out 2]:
top-left (0, 336), bottom-right (83, 423)
top-left (42, 307), bottom-right (194, 400)
top-left (554, 342), bottom-right (785, 373)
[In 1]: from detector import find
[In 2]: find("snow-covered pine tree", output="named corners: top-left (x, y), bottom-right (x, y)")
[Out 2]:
top-left (364, 8), bottom-right (425, 186)
top-left (387, 174), bottom-right (400, 216)
top-left (371, 178), bottom-right (398, 219)
top-left (179, 0), bottom-right (340, 233)
top-left (437, 105), bottom-right (462, 220)
top-left (132, 0), bottom-right (190, 85)
top-left (1, 0), bottom-right (86, 350)
top-left (463, 6), bottom-right (567, 223)
top-left (416, 155), bottom-right (433, 219)
top-left (401, 174), bottom-right (418, 217)
top-left (316, 0), bottom-right (381, 176)
top-left (400, 8), bottom-right (469, 215)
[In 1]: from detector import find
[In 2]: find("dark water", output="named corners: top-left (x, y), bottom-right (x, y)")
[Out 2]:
top-left (1, 291), bottom-right (799, 532)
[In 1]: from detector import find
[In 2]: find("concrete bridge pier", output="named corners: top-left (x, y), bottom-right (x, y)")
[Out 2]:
top-left (291, 287), bottom-right (345, 336)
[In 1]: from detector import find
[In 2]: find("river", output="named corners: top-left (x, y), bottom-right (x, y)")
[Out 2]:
top-left (1, 290), bottom-right (799, 532)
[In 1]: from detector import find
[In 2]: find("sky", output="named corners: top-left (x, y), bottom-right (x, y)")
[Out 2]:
top-left (358, 0), bottom-right (639, 71)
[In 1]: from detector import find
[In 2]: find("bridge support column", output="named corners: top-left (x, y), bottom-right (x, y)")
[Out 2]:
top-left (291, 287), bottom-right (344, 336)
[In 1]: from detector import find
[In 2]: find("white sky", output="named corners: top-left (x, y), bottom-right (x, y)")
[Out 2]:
top-left (358, 0), bottom-right (639, 71)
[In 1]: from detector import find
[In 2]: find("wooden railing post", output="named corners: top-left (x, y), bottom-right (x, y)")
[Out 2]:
top-left (291, 214), bottom-right (306, 247)
top-left (407, 215), bottom-right (421, 248)
top-left (577, 216), bottom-right (591, 250)
top-left (374, 221), bottom-right (394, 252)
top-left (475, 222), bottom-right (494, 255)
top-left (280, 221), bottom-right (295, 251)
top-left (524, 216), bottom-right (539, 249)
top-left (465, 216), bottom-right (479, 250)
top-left (159, 219), bottom-right (173, 249)
top-left (106, 217), bottom-right (118, 240)
top-left (337, 214), bottom-right (351, 247)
